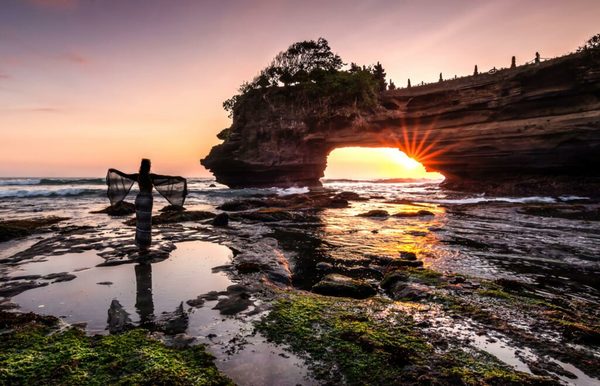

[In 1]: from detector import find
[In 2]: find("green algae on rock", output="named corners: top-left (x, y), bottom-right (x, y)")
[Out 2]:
top-left (256, 293), bottom-right (558, 385)
top-left (0, 311), bottom-right (232, 386)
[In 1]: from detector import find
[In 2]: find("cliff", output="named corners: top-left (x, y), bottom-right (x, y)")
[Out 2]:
top-left (202, 51), bottom-right (600, 193)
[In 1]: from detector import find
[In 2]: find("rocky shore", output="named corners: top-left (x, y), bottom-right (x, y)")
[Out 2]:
top-left (1, 188), bottom-right (598, 385)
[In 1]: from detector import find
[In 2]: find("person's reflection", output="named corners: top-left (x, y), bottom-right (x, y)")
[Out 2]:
top-left (135, 263), bottom-right (155, 326)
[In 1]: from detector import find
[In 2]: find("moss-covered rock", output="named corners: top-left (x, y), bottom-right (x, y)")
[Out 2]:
top-left (311, 273), bottom-right (377, 299)
top-left (256, 293), bottom-right (558, 385)
top-left (0, 311), bottom-right (232, 385)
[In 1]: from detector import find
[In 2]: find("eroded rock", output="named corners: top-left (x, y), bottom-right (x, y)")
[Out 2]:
top-left (312, 273), bottom-right (377, 299)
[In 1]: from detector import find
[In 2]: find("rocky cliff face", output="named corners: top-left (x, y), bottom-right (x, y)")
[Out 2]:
top-left (202, 51), bottom-right (600, 193)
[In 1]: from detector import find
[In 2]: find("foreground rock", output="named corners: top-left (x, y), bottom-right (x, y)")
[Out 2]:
top-left (125, 210), bottom-right (216, 225)
top-left (0, 216), bottom-right (68, 242)
top-left (91, 202), bottom-right (135, 216)
top-left (0, 311), bottom-right (232, 385)
top-left (312, 273), bottom-right (377, 299)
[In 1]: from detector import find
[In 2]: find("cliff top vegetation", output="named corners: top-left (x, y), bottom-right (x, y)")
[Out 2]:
top-left (223, 38), bottom-right (388, 118)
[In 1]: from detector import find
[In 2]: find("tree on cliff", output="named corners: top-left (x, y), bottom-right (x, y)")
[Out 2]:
top-left (372, 62), bottom-right (387, 92)
top-left (223, 38), bottom-right (380, 118)
top-left (254, 38), bottom-right (343, 87)
top-left (578, 33), bottom-right (600, 51)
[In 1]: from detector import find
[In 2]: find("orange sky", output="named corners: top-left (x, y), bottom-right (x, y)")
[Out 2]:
top-left (0, 0), bottom-right (598, 178)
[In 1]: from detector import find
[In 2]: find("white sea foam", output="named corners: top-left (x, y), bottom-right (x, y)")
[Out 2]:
top-left (429, 196), bottom-right (559, 205)
top-left (425, 195), bottom-right (589, 205)
top-left (275, 186), bottom-right (310, 196)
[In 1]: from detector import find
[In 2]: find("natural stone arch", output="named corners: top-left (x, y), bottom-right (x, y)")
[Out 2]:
top-left (202, 51), bottom-right (600, 193)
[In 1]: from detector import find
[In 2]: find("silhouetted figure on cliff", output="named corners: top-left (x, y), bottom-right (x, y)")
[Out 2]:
top-left (535, 52), bottom-right (540, 64)
top-left (439, 72), bottom-right (443, 82)
top-left (106, 159), bottom-right (187, 250)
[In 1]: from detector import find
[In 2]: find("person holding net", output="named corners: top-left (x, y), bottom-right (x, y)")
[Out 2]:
top-left (105, 159), bottom-right (188, 250)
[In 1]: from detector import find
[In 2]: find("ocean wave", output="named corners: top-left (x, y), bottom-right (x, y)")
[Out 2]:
top-left (0, 179), bottom-right (41, 186)
top-left (276, 186), bottom-right (310, 196)
top-left (0, 188), bottom-right (104, 198)
top-left (38, 178), bottom-right (105, 185)
top-left (426, 196), bottom-right (589, 205)
top-left (0, 178), bottom-right (105, 186)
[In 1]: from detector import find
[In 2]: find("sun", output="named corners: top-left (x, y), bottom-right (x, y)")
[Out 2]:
top-left (382, 148), bottom-right (422, 170)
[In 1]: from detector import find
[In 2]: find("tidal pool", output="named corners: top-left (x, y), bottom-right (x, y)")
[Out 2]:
top-left (8, 240), bottom-right (316, 386)
top-left (12, 240), bottom-right (233, 333)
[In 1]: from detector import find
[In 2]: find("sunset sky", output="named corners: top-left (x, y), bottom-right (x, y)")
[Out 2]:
top-left (1, 0), bottom-right (598, 178)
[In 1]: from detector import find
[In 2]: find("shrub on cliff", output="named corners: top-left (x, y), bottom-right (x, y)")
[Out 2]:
top-left (223, 38), bottom-right (381, 118)
top-left (578, 33), bottom-right (600, 51)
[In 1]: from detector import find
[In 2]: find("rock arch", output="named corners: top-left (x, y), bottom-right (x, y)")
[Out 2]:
top-left (202, 52), bottom-right (600, 193)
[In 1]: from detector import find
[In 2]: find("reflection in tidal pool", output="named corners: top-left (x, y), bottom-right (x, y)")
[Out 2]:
top-left (12, 241), bottom-right (233, 333)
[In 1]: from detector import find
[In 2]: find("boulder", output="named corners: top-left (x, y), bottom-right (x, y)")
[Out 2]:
top-left (92, 202), bottom-right (135, 216)
top-left (107, 299), bottom-right (133, 334)
top-left (212, 212), bottom-right (229, 227)
top-left (312, 274), bottom-right (377, 299)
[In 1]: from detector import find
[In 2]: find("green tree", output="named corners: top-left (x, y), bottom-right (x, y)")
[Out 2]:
top-left (372, 62), bottom-right (386, 92)
top-left (578, 33), bottom-right (600, 51)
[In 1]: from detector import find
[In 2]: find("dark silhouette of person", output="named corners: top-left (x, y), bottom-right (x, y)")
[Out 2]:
top-left (106, 159), bottom-right (187, 250)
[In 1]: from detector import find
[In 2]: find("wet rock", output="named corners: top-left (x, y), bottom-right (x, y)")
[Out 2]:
top-left (0, 281), bottom-right (48, 297)
top-left (399, 251), bottom-right (417, 260)
top-left (107, 299), bottom-right (133, 334)
top-left (42, 272), bottom-right (76, 283)
top-left (388, 259), bottom-right (423, 268)
top-left (200, 291), bottom-right (220, 301)
top-left (186, 296), bottom-right (205, 308)
top-left (159, 205), bottom-right (186, 213)
top-left (126, 210), bottom-right (216, 225)
top-left (494, 278), bottom-right (534, 292)
top-left (357, 210), bottom-right (389, 218)
top-left (217, 199), bottom-right (267, 211)
top-left (0, 216), bottom-right (69, 242)
top-left (235, 261), bottom-right (265, 273)
top-left (449, 275), bottom-right (466, 284)
top-left (169, 333), bottom-right (197, 348)
top-left (312, 274), bottom-right (377, 299)
top-left (2, 274), bottom-right (42, 281)
top-left (155, 302), bottom-right (189, 335)
top-left (232, 209), bottom-right (318, 223)
top-left (527, 359), bottom-right (577, 379)
top-left (388, 283), bottom-right (431, 301)
top-left (97, 281), bottom-right (113, 286)
top-left (212, 212), bottom-right (229, 227)
top-left (212, 285), bottom-right (253, 315)
top-left (92, 202), bottom-right (135, 216)
top-left (325, 198), bottom-right (349, 208)
top-left (334, 191), bottom-right (368, 201)
top-left (316, 262), bottom-right (334, 271)
top-left (339, 266), bottom-right (384, 280)
top-left (381, 270), bottom-right (409, 290)
top-left (209, 183), bottom-right (217, 187)
top-left (518, 205), bottom-right (600, 221)
top-left (153, 210), bottom-right (216, 224)
top-left (392, 210), bottom-right (435, 218)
